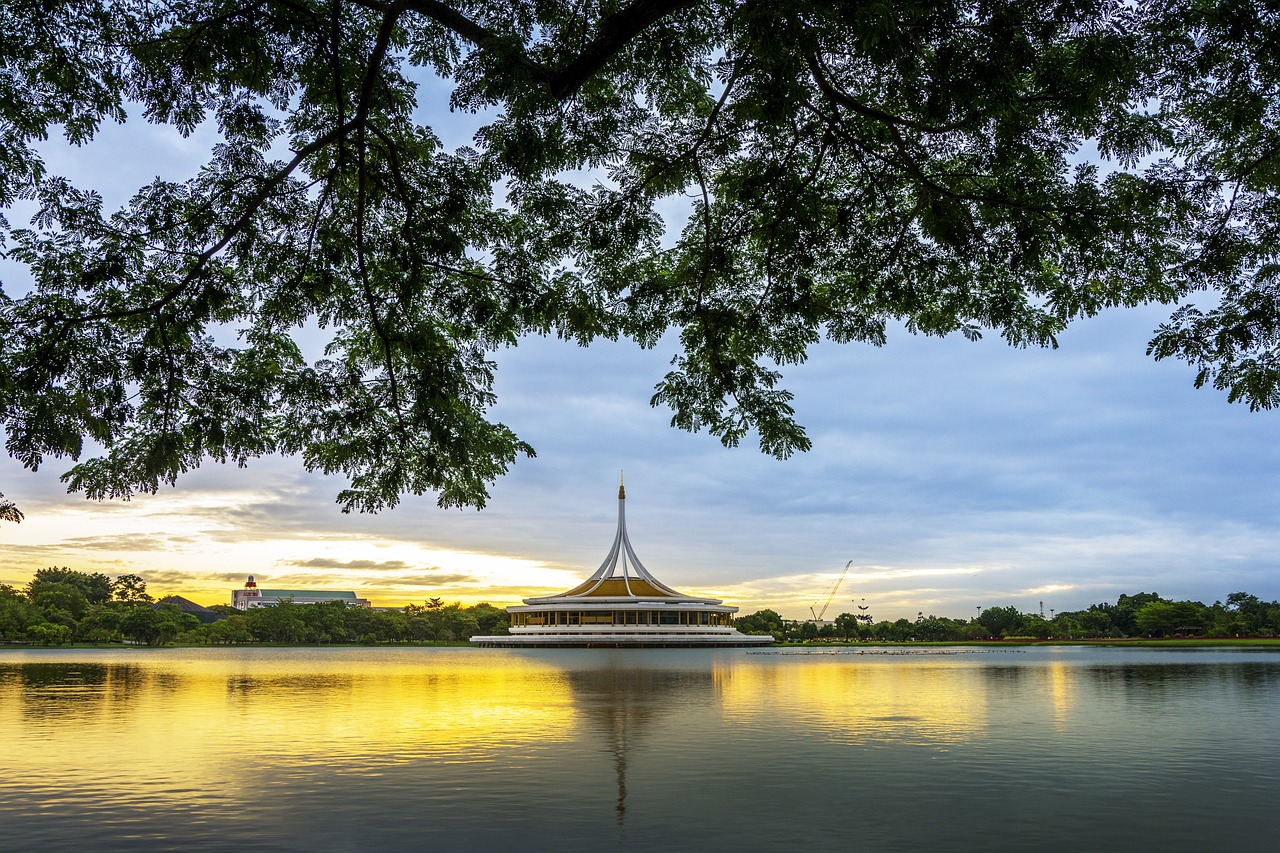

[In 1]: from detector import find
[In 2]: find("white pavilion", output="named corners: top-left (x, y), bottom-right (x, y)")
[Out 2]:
top-left (471, 477), bottom-right (773, 648)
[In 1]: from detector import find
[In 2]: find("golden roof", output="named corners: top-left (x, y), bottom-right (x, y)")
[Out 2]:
top-left (559, 578), bottom-right (677, 599)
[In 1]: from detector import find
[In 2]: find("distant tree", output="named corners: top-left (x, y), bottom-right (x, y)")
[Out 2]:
top-left (910, 615), bottom-right (977, 642)
top-left (881, 619), bottom-right (914, 642)
top-left (470, 603), bottom-right (510, 636)
top-left (0, 584), bottom-right (41, 641)
top-left (1076, 608), bottom-right (1117, 638)
top-left (734, 609), bottom-right (784, 636)
top-left (76, 604), bottom-right (125, 643)
top-left (1264, 606), bottom-right (1280, 637)
top-left (111, 574), bottom-right (154, 604)
top-left (978, 606), bottom-right (1025, 638)
top-left (1135, 600), bottom-right (1205, 637)
top-left (26, 622), bottom-right (71, 645)
top-left (1113, 592), bottom-right (1163, 636)
top-left (1021, 616), bottom-right (1052, 640)
top-left (28, 567), bottom-right (113, 605)
top-left (1224, 592), bottom-right (1268, 634)
top-left (342, 604), bottom-right (376, 640)
top-left (153, 603), bottom-right (202, 640)
top-left (371, 609), bottom-right (409, 641)
top-left (246, 601), bottom-right (307, 643)
top-left (300, 600), bottom-right (349, 643)
top-left (208, 615), bottom-right (252, 644)
top-left (405, 615), bottom-right (436, 642)
top-left (438, 606), bottom-right (480, 641)
top-left (29, 582), bottom-right (91, 620)
top-left (834, 612), bottom-right (860, 641)
top-left (119, 605), bottom-right (169, 645)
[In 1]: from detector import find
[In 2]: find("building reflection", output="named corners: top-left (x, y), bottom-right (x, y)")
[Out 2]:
top-left (560, 661), bottom-right (718, 826)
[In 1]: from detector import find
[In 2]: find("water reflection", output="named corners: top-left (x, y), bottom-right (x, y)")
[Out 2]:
top-left (720, 658), bottom-right (992, 744)
top-left (562, 664), bottom-right (712, 826)
top-left (2, 647), bottom-right (1280, 851)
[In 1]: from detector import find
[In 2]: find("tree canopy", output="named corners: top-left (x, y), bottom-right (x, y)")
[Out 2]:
top-left (2, 0), bottom-right (1277, 512)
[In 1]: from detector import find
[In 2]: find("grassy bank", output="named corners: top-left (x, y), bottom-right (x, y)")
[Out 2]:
top-left (773, 637), bottom-right (1280, 648)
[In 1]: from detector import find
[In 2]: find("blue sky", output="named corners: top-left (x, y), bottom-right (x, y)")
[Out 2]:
top-left (2, 80), bottom-right (1278, 620)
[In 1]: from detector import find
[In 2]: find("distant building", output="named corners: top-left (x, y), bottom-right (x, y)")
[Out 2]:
top-left (154, 595), bottom-right (224, 624)
top-left (232, 575), bottom-right (371, 610)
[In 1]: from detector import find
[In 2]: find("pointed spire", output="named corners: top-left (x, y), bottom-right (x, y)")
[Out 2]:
top-left (522, 478), bottom-right (721, 604)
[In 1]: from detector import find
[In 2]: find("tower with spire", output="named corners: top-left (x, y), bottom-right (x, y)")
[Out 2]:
top-left (471, 476), bottom-right (772, 647)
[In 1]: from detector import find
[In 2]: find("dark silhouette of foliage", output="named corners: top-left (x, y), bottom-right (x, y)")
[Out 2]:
top-left (3, 1), bottom-right (1280, 512)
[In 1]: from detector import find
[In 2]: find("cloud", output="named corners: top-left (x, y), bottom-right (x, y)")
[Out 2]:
top-left (61, 534), bottom-right (194, 552)
top-left (288, 558), bottom-right (411, 570)
top-left (256, 571), bottom-right (478, 588)
top-left (0, 544), bottom-right (72, 556)
top-left (141, 570), bottom-right (252, 586)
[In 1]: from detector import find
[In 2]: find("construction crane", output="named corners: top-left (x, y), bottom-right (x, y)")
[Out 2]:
top-left (809, 561), bottom-right (854, 622)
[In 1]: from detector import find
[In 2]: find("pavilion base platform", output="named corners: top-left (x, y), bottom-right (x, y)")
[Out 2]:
top-left (471, 631), bottom-right (774, 648)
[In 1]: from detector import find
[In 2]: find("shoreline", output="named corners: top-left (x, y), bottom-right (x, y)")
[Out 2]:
top-left (5, 638), bottom-right (1280, 651)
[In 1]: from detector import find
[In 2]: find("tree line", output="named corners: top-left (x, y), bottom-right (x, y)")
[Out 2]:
top-left (735, 591), bottom-right (1280, 642)
top-left (7, 567), bottom-right (1278, 646)
top-left (1, 567), bottom-right (509, 646)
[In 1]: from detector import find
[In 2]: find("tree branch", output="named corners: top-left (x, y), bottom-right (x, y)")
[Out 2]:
top-left (805, 51), bottom-right (972, 136)
top-left (49, 116), bottom-right (363, 328)
top-left (354, 6), bottom-right (412, 436)
top-left (547, 0), bottom-right (699, 99)
top-left (375, 0), bottom-right (697, 100)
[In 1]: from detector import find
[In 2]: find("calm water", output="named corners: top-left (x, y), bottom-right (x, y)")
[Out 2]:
top-left (2, 646), bottom-right (1277, 851)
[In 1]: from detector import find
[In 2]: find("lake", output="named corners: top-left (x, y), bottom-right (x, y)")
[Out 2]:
top-left (2, 645), bottom-right (1277, 851)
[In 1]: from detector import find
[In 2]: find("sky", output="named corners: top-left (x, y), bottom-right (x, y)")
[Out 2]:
top-left (2, 75), bottom-right (1278, 622)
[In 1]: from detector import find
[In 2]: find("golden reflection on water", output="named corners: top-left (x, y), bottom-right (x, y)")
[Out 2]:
top-left (1, 650), bottom-right (578, 808)
top-left (0, 650), bottom-right (1083, 795)
top-left (716, 657), bottom-right (991, 745)
top-left (0, 647), bottom-right (1105, 822)
top-left (4, 648), bottom-right (1279, 851)
top-left (1047, 660), bottom-right (1075, 730)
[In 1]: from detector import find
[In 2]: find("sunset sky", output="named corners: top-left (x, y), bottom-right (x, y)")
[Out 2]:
top-left (3, 79), bottom-right (1279, 621)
